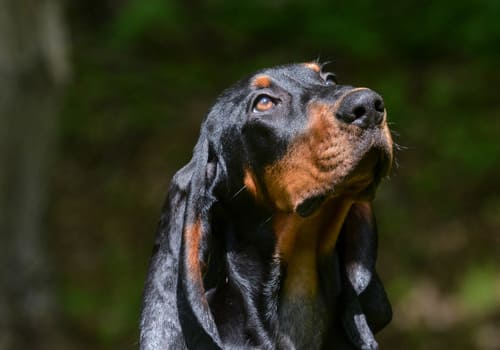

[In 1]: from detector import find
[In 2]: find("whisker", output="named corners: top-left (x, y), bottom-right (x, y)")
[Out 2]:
top-left (231, 185), bottom-right (246, 200)
top-left (394, 157), bottom-right (401, 169)
top-left (389, 129), bottom-right (400, 137)
top-left (259, 215), bottom-right (274, 229)
top-left (393, 142), bottom-right (408, 151)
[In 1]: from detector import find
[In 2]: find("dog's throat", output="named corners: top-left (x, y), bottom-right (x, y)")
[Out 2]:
top-left (273, 199), bottom-right (352, 298)
top-left (273, 199), bottom-right (352, 349)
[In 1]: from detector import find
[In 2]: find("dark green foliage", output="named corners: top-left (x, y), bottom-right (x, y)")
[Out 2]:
top-left (56, 1), bottom-right (500, 348)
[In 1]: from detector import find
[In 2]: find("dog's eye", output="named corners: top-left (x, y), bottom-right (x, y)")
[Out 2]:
top-left (253, 95), bottom-right (276, 112)
top-left (324, 73), bottom-right (337, 86)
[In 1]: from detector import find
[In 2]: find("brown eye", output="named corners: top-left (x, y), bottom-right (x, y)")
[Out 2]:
top-left (253, 95), bottom-right (276, 112)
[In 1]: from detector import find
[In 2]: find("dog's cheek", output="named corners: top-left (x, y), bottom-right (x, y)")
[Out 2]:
top-left (263, 142), bottom-right (318, 212)
top-left (241, 120), bottom-right (289, 167)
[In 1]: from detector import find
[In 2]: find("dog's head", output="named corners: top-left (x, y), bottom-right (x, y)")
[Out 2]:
top-left (205, 62), bottom-right (393, 217)
top-left (141, 62), bottom-right (394, 348)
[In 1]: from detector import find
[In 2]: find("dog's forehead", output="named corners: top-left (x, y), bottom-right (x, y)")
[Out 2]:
top-left (204, 63), bottom-right (328, 133)
top-left (253, 63), bottom-right (323, 87)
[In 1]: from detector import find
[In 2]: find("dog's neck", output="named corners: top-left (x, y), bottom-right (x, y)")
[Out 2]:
top-left (223, 182), bottom-right (353, 296)
top-left (214, 189), bottom-right (352, 347)
top-left (272, 199), bottom-right (352, 299)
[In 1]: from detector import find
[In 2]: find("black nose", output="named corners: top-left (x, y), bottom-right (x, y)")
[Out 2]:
top-left (335, 89), bottom-right (385, 128)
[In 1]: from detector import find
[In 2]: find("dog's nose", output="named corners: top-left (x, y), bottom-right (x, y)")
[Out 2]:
top-left (335, 89), bottom-right (385, 129)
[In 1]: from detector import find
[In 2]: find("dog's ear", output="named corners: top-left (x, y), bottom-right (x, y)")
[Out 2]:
top-left (342, 202), bottom-right (378, 292)
top-left (140, 135), bottom-right (226, 350)
top-left (339, 202), bottom-right (392, 348)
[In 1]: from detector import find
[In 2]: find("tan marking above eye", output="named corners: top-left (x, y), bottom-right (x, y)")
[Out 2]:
top-left (254, 95), bottom-right (275, 112)
top-left (252, 75), bottom-right (272, 88)
top-left (304, 62), bottom-right (321, 73)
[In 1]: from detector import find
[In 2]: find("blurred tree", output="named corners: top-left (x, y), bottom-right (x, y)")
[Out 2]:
top-left (0, 0), bottom-right (70, 349)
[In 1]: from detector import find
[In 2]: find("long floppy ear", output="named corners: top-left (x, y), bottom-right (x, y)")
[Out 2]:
top-left (339, 202), bottom-right (392, 349)
top-left (140, 136), bottom-right (226, 350)
top-left (342, 202), bottom-right (377, 295)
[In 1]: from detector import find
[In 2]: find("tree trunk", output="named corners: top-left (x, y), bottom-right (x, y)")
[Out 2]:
top-left (0, 0), bottom-right (70, 348)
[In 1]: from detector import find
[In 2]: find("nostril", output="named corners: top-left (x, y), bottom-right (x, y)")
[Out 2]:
top-left (335, 89), bottom-right (385, 128)
top-left (353, 106), bottom-right (366, 119)
top-left (374, 99), bottom-right (384, 113)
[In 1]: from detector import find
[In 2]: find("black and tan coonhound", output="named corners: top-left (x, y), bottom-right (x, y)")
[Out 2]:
top-left (140, 62), bottom-right (393, 350)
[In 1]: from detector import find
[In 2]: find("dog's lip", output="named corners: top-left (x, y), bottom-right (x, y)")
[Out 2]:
top-left (344, 146), bottom-right (390, 186)
top-left (294, 148), bottom-right (390, 217)
top-left (373, 150), bottom-right (391, 184)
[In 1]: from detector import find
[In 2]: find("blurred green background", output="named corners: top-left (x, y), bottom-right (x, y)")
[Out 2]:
top-left (1, 0), bottom-right (499, 349)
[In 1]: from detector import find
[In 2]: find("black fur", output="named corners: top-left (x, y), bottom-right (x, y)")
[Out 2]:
top-left (140, 63), bottom-right (392, 349)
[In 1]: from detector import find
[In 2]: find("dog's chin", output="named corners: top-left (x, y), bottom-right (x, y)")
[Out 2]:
top-left (295, 194), bottom-right (328, 217)
top-left (294, 148), bottom-right (390, 218)
top-left (294, 186), bottom-right (375, 218)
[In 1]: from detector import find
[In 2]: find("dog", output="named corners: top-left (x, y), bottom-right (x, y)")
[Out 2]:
top-left (140, 62), bottom-right (393, 349)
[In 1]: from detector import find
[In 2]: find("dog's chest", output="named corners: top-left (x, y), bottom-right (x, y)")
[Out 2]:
top-left (272, 201), bottom-right (350, 348)
top-left (278, 289), bottom-right (328, 349)
top-left (277, 227), bottom-right (329, 349)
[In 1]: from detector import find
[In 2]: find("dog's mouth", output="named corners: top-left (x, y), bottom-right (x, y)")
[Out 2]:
top-left (295, 148), bottom-right (390, 218)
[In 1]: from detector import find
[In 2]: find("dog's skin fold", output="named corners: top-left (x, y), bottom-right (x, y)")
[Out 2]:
top-left (140, 63), bottom-right (393, 349)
